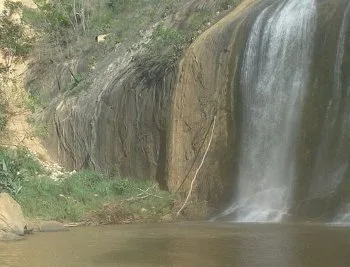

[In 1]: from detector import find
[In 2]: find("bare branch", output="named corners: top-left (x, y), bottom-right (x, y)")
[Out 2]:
top-left (176, 116), bottom-right (216, 217)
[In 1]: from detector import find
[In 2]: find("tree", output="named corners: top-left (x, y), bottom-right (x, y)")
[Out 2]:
top-left (0, 0), bottom-right (33, 72)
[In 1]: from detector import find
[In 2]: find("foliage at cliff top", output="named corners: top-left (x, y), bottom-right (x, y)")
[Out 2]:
top-left (23, 0), bottom-right (187, 55)
top-left (22, 0), bottom-right (240, 97)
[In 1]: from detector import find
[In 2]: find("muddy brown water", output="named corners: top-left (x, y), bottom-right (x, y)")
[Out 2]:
top-left (1, 222), bottom-right (350, 267)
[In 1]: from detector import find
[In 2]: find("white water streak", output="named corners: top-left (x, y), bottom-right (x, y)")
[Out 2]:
top-left (218, 0), bottom-right (317, 222)
top-left (311, 1), bottom-right (350, 199)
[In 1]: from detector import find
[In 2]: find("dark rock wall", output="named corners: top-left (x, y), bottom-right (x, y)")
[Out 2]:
top-left (46, 55), bottom-right (177, 184)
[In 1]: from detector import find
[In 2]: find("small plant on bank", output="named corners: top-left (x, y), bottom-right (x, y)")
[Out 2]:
top-left (0, 104), bottom-right (7, 132)
top-left (0, 147), bottom-right (46, 195)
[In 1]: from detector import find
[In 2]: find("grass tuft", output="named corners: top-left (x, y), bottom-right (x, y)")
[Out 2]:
top-left (0, 104), bottom-right (7, 132)
top-left (0, 147), bottom-right (46, 195)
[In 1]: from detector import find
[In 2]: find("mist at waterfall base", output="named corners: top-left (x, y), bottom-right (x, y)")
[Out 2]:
top-left (213, 0), bottom-right (350, 224)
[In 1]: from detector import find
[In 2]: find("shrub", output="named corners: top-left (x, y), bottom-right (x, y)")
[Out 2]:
top-left (133, 25), bottom-right (187, 82)
top-left (0, 0), bottom-right (34, 69)
top-left (25, 91), bottom-right (43, 112)
top-left (0, 105), bottom-right (7, 132)
top-left (0, 147), bottom-right (45, 195)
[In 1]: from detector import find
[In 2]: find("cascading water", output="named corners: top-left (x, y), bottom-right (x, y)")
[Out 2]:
top-left (325, 1), bottom-right (350, 225)
top-left (310, 2), bottom-right (350, 200)
top-left (215, 0), bottom-right (317, 222)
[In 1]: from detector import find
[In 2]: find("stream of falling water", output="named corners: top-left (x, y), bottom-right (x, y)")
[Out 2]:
top-left (328, 1), bottom-right (350, 225)
top-left (216, 0), bottom-right (317, 222)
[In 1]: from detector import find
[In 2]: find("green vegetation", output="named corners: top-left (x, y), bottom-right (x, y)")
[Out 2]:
top-left (32, 122), bottom-right (49, 137)
top-left (70, 72), bottom-right (83, 89)
top-left (23, 0), bottom-right (241, 97)
top-left (135, 25), bottom-right (187, 80)
top-left (0, 147), bottom-right (45, 196)
top-left (0, 0), bottom-right (34, 71)
top-left (25, 91), bottom-right (43, 112)
top-left (18, 171), bottom-right (173, 222)
top-left (0, 146), bottom-right (174, 223)
top-left (0, 104), bottom-right (7, 132)
top-left (27, 114), bottom-right (50, 138)
top-left (0, 0), bottom-right (34, 134)
top-left (22, 0), bottom-right (187, 59)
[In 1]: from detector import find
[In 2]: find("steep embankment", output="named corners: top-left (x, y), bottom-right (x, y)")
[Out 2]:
top-left (0, 0), bottom-right (53, 164)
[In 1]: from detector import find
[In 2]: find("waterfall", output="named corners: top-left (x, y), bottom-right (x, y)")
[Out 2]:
top-left (215, 0), bottom-right (317, 222)
top-left (327, 1), bottom-right (350, 224)
top-left (310, 2), bottom-right (350, 199)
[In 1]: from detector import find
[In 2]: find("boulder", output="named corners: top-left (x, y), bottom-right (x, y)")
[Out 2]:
top-left (0, 193), bottom-right (25, 236)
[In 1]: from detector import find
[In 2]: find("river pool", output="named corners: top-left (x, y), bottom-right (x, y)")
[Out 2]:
top-left (1, 222), bottom-right (349, 267)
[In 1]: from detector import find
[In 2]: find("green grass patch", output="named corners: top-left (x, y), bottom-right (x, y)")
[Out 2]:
top-left (0, 147), bottom-right (46, 195)
top-left (0, 147), bottom-right (174, 223)
top-left (17, 170), bottom-right (174, 223)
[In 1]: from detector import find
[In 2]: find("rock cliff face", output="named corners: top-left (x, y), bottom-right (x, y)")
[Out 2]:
top-left (44, 50), bottom-right (176, 188)
top-left (38, 1), bottom-right (256, 210)
top-left (30, 0), bottom-right (350, 220)
top-left (36, 0), bottom-right (250, 208)
top-left (166, 0), bottom-right (259, 207)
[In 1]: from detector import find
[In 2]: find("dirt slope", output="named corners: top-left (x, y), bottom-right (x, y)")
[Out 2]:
top-left (0, 0), bottom-right (54, 165)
